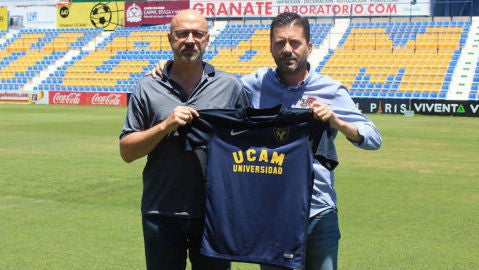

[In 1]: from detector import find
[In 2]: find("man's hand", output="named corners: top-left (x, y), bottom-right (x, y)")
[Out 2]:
top-left (146, 60), bottom-right (171, 79)
top-left (164, 106), bottom-right (199, 132)
top-left (309, 101), bottom-right (338, 127)
top-left (310, 101), bottom-right (363, 143)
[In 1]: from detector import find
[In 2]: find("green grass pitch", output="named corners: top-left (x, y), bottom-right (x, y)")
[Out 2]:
top-left (1, 104), bottom-right (478, 269)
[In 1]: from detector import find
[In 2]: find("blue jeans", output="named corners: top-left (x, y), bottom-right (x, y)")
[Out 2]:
top-left (142, 214), bottom-right (230, 270)
top-left (260, 208), bottom-right (340, 270)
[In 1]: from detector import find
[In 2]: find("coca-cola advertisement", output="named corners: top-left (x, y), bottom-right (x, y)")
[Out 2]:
top-left (49, 91), bottom-right (128, 106)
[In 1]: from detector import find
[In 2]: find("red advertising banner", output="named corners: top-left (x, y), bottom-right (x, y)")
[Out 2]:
top-left (125, 1), bottom-right (189, 27)
top-left (49, 91), bottom-right (128, 106)
top-left (190, 0), bottom-right (431, 18)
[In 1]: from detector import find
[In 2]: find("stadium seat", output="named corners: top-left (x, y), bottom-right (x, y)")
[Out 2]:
top-left (0, 17), bottom-right (469, 98)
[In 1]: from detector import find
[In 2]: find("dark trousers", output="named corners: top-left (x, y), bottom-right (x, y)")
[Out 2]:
top-left (142, 214), bottom-right (230, 270)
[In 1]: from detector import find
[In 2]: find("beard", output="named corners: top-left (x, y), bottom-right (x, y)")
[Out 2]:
top-left (275, 49), bottom-right (309, 74)
top-left (176, 44), bottom-right (203, 63)
top-left (275, 56), bottom-right (307, 75)
top-left (177, 50), bottom-right (201, 62)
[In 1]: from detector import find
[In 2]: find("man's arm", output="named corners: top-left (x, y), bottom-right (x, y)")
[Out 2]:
top-left (309, 101), bottom-right (363, 143)
top-left (146, 60), bottom-right (171, 79)
top-left (120, 106), bottom-right (198, 163)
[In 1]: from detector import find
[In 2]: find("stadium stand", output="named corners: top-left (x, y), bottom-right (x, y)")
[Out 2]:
top-left (317, 17), bottom-right (472, 99)
top-left (471, 60), bottom-right (479, 100)
top-left (2, 16), bottom-right (479, 100)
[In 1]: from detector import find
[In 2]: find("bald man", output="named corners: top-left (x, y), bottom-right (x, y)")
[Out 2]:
top-left (120, 9), bottom-right (249, 270)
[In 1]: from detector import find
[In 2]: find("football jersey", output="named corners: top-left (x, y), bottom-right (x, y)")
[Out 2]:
top-left (181, 105), bottom-right (328, 268)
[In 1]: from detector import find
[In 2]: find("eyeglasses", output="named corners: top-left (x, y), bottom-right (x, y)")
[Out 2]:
top-left (173, 30), bottom-right (208, 40)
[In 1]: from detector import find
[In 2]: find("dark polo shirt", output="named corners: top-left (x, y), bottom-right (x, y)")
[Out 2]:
top-left (120, 62), bottom-right (249, 217)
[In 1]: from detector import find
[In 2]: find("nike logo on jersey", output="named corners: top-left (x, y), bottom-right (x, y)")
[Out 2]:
top-left (230, 129), bottom-right (248, 136)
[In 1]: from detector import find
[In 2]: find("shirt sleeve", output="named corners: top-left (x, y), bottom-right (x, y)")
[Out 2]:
top-left (119, 82), bottom-right (146, 140)
top-left (332, 86), bottom-right (382, 150)
top-left (233, 78), bottom-right (251, 108)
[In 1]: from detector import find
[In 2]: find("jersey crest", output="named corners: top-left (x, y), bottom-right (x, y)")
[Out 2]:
top-left (273, 127), bottom-right (290, 143)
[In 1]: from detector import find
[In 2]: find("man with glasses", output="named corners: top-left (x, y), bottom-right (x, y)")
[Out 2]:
top-left (119, 9), bottom-right (249, 270)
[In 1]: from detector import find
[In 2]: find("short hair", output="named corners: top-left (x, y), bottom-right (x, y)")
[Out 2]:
top-left (270, 12), bottom-right (310, 43)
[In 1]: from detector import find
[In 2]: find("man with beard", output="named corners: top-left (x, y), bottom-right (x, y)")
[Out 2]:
top-left (119, 9), bottom-right (249, 270)
top-left (243, 13), bottom-right (382, 270)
